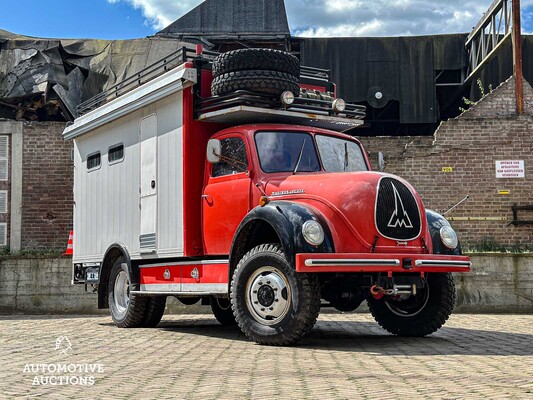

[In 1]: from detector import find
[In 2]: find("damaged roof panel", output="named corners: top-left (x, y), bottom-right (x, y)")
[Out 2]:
top-left (0, 31), bottom-right (194, 121)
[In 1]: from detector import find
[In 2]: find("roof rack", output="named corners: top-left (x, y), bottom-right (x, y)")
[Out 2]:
top-left (76, 48), bottom-right (353, 121)
top-left (76, 46), bottom-right (219, 116)
top-left (198, 90), bottom-right (365, 119)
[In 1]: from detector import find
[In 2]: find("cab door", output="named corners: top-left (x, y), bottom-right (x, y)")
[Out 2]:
top-left (202, 135), bottom-right (251, 255)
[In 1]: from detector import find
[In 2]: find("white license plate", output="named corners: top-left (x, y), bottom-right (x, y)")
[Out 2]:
top-left (86, 269), bottom-right (99, 282)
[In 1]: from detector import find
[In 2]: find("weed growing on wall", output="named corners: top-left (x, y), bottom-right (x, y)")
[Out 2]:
top-left (459, 78), bottom-right (493, 113)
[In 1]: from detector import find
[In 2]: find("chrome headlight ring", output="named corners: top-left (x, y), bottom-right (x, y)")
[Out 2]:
top-left (439, 225), bottom-right (458, 249)
top-left (302, 220), bottom-right (325, 246)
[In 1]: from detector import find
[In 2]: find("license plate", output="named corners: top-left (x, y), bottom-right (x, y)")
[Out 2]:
top-left (86, 267), bottom-right (100, 283)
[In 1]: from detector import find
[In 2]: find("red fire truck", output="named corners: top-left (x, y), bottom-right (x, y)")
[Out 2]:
top-left (63, 47), bottom-right (470, 345)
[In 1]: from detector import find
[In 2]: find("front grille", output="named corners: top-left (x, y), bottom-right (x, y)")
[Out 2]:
top-left (375, 178), bottom-right (421, 240)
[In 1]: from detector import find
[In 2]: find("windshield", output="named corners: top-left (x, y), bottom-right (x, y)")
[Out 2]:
top-left (315, 135), bottom-right (368, 172)
top-left (255, 131), bottom-right (320, 173)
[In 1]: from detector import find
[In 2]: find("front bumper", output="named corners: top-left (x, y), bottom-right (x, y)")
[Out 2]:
top-left (296, 253), bottom-right (471, 273)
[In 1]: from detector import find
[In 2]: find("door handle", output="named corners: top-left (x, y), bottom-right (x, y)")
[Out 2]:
top-left (202, 194), bottom-right (213, 202)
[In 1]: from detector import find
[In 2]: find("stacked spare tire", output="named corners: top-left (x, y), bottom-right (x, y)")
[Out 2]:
top-left (211, 49), bottom-right (300, 97)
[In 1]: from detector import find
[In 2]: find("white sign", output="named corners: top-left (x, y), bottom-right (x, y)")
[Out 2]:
top-left (496, 160), bottom-right (525, 178)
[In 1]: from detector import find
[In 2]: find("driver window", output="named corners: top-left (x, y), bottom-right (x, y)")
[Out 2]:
top-left (212, 137), bottom-right (249, 177)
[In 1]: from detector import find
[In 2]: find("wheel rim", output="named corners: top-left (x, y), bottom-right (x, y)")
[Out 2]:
top-left (384, 281), bottom-right (430, 317)
top-left (245, 266), bottom-right (291, 326)
top-left (113, 270), bottom-right (130, 316)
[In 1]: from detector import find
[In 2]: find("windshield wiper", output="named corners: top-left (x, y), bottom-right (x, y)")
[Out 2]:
top-left (293, 139), bottom-right (306, 175)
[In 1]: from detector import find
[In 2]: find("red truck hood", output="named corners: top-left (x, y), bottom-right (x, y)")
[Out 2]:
top-left (265, 171), bottom-right (425, 250)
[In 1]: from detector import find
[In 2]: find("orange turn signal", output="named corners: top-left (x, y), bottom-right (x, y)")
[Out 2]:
top-left (259, 196), bottom-right (269, 207)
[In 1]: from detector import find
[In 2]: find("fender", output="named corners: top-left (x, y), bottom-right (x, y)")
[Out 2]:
top-left (426, 209), bottom-right (462, 255)
top-left (97, 243), bottom-right (137, 309)
top-left (229, 201), bottom-right (335, 279)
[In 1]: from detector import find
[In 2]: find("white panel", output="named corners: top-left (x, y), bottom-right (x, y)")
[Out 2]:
top-left (140, 114), bottom-right (158, 251)
top-left (0, 191), bottom-right (7, 213)
top-left (0, 223), bottom-right (6, 246)
top-left (72, 91), bottom-right (184, 263)
top-left (156, 92), bottom-right (184, 255)
top-left (0, 136), bottom-right (8, 182)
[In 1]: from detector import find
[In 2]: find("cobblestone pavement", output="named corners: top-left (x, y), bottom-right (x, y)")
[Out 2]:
top-left (0, 313), bottom-right (532, 399)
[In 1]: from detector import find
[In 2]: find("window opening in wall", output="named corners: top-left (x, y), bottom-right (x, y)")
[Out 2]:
top-left (0, 223), bottom-right (6, 246)
top-left (108, 143), bottom-right (124, 164)
top-left (0, 135), bottom-right (8, 181)
top-left (87, 152), bottom-right (101, 171)
top-left (0, 191), bottom-right (7, 214)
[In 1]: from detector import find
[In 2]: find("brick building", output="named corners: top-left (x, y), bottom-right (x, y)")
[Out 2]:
top-left (361, 76), bottom-right (533, 249)
top-left (0, 120), bottom-right (71, 252)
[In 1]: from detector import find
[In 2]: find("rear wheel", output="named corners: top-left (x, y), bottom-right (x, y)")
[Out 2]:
top-left (141, 296), bottom-right (166, 328)
top-left (231, 244), bottom-right (320, 346)
top-left (108, 257), bottom-right (147, 328)
top-left (210, 297), bottom-right (236, 326)
top-left (367, 273), bottom-right (456, 336)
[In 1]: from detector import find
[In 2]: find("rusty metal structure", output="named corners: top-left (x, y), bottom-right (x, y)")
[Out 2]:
top-left (465, 0), bottom-right (524, 114)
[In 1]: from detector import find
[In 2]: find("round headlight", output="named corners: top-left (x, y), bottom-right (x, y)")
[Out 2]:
top-left (332, 98), bottom-right (346, 113)
top-left (302, 220), bottom-right (324, 246)
top-left (440, 225), bottom-right (458, 249)
top-left (280, 91), bottom-right (295, 106)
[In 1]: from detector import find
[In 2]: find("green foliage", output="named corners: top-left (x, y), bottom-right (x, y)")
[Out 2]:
top-left (459, 78), bottom-right (493, 113)
top-left (0, 248), bottom-right (65, 258)
top-left (464, 236), bottom-right (532, 253)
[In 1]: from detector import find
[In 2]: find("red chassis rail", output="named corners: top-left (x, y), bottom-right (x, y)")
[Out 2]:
top-left (296, 253), bottom-right (471, 273)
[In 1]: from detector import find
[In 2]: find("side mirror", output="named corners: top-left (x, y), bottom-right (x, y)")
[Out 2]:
top-left (378, 152), bottom-right (386, 172)
top-left (206, 139), bottom-right (221, 163)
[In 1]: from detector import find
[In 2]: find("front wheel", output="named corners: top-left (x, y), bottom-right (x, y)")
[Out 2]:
top-left (367, 273), bottom-right (456, 336)
top-left (108, 257), bottom-right (147, 328)
top-left (231, 244), bottom-right (320, 346)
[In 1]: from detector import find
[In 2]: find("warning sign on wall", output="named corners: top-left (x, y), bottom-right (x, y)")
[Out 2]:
top-left (495, 160), bottom-right (525, 178)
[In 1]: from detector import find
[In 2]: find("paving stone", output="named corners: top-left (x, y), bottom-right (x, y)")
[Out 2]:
top-left (0, 313), bottom-right (531, 399)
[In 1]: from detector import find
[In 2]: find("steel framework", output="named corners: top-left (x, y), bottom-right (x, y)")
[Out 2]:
top-left (465, 0), bottom-right (513, 82)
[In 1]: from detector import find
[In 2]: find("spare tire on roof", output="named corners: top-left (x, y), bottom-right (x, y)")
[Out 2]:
top-left (212, 48), bottom-right (300, 78)
top-left (211, 70), bottom-right (301, 97)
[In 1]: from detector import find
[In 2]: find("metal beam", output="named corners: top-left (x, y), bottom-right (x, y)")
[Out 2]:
top-left (512, 0), bottom-right (524, 114)
top-left (465, 0), bottom-right (514, 83)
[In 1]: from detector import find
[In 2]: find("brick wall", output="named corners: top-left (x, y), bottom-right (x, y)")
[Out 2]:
top-left (21, 122), bottom-right (73, 250)
top-left (361, 77), bottom-right (533, 249)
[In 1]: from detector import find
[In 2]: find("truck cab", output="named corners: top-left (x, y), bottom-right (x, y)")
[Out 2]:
top-left (64, 47), bottom-right (470, 345)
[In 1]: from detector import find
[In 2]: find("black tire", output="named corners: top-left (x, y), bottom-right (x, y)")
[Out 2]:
top-left (230, 243), bottom-right (320, 346)
top-left (141, 296), bottom-right (166, 328)
top-left (211, 70), bottom-right (300, 97)
top-left (108, 257), bottom-right (147, 328)
top-left (212, 49), bottom-right (300, 78)
top-left (367, 273), bottom-right (456, 336)
top-left (210, 297), bottom-right (237, 326)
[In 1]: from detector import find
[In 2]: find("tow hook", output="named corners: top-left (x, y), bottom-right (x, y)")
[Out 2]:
top-left (370, 284), bottom-right (417, 299)
top-left (370, 285), bottom-right (386, 299)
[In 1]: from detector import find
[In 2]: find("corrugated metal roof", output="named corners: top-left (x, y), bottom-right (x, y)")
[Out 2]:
top-left (157, 0), bottom-right (290, 38)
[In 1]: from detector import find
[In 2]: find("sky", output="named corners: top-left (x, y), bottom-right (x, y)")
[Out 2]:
top-left (1, 0), bottom-right (533, 40)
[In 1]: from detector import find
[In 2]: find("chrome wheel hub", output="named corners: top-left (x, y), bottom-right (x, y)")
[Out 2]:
top-left (114, 270), bottom-right (130, 316)
top-left (246, 267), bottom-right (291, 325)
